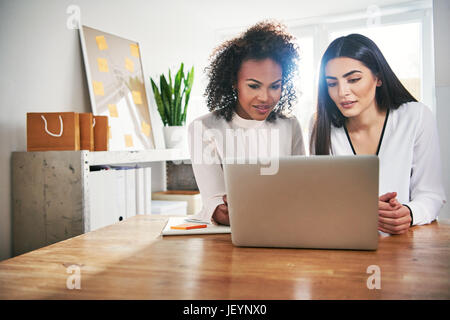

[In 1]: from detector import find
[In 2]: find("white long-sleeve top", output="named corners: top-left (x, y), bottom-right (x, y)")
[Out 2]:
top-left (327, 102), bottom-right (447, 225)
top-left (188, 111), bottom-right (306, 223)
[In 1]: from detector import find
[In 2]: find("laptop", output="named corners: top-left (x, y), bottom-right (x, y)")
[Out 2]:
top-left (223, 156), bottom-right (379, 250)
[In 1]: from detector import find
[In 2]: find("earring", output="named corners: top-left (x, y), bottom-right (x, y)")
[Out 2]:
top-left (232, 88), bottom-right (238, 100)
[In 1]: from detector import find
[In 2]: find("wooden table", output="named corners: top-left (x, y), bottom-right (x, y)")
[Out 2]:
top-left (0, 215), bottom-right (449, 299)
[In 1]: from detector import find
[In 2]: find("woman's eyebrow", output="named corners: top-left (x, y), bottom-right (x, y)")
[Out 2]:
top-left (342, 70), bottom-right (362, 77)
top-left (326, 70), bottom-right (362, 80)
top-left (246, 78), bottom-right (282, 84)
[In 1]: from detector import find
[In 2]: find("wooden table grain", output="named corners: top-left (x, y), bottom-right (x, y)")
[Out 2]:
top-left (0, 215), bottom-right (449, 300)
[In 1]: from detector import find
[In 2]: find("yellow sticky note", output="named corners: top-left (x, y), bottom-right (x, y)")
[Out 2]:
top-left (97, 58), bottom-right (109, 72)
top-left (108, 104), bottom-right (118, 118)
top-left (132, 91), bottom-right (142, 105)
top-left (96, 36), bottom-right (108, 51)
top-left (141, 121), bottom-right (151, 137)
top-left (130, 44), bottom-right (140, 57)
top-left (124, 134), bottom-right (134, 147)
top-left (125, 57), bottom-right (134, 72)
top-left (93, 81), bottom-right (104, 96)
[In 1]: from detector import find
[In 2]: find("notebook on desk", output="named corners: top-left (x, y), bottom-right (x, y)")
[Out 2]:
top-left (161, 217), bottom-right (231, 236)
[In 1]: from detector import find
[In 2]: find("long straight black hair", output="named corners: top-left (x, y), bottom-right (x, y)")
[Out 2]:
top-left (310, 34), bottom-right (417, 155)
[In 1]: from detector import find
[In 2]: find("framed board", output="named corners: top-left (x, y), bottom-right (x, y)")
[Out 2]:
top-left (79, 25), bottom-right (155, 150)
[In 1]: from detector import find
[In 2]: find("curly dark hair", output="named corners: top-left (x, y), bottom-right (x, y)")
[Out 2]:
top-left (204, 20), bottom-right (300, 122)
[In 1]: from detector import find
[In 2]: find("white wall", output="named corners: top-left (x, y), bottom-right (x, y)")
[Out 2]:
top-left (0, 0), bottom-right (436, 260)
top-left (433, 0), bottom-right (450, 221)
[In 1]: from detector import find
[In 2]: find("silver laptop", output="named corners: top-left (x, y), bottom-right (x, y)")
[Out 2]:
top-left (223, 156), bottom-right (379, 250)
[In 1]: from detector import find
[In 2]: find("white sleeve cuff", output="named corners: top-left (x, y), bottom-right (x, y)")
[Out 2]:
top-left (406, 201), bottom-right (436, 226)
top-left (197, 196), bottom-right (225, 225)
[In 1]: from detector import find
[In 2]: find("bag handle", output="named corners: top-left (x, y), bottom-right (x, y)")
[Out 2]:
top-left (41, 115), bottom-right (63, 137)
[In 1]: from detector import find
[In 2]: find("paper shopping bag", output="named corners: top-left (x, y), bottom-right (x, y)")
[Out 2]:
top-left (93, 115), bottom-right (109, 151)
top-left (79, 113), bottom-right (94, 151)
top-left (27, 112), bottom-right (80, 151)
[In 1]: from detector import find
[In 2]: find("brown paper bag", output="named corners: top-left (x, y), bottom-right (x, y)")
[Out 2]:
top-left (79, 113), bottom-right (94, 151)
top-left (27, 112), bottom-right (80, 151)
top-left (93, 115), bottom-right (109, 151)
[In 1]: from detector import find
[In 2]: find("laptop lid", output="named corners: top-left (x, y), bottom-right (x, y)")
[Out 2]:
top-left (224, 156), bottom-right (379, 250)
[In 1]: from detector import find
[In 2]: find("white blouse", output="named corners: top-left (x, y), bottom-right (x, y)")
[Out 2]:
top-left (188, 111), bottom-right (305, 223)
top-left (328, 102), bottom-right (446, 226)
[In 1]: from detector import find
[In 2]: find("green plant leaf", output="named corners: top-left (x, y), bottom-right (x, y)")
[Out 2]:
top-left (168, 69), bottom-right (173, 95)
top-left (160, 75), bottom-right (172, 126)
top-left (181, 67), bottom-right (194, 123)
top-left (150, 78), bottom-right (167, 125)
top-left (177, 89), bottom-right (184, 125)
top-left (173, 63), bottom-right (184, 125)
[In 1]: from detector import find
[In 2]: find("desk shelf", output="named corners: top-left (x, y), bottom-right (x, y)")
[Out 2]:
top-left (88, 149), bottom-right (189, 165)
top-left (11, 149), bottom-right (190, 256)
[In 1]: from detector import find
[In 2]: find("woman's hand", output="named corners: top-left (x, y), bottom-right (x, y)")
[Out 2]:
top-left (212, 195), bottom-right (230, 226)
top-left (378, 192), bottom-right (412, 235)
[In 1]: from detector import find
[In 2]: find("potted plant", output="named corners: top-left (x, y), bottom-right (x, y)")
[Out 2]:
top-left (150, 63), bottom-right (194, 149)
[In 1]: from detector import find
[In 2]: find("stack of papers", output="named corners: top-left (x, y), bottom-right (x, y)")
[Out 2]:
top-left (161, 217), bottom-right (231, 236)
top-left (152, 200), bottom-right (187, 215)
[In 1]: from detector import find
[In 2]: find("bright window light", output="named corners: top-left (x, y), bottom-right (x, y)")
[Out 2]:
top-left (295, 37), bottom-right (315, 147)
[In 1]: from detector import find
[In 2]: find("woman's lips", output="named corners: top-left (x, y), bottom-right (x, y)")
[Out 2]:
top-left (340, 101), bottom-right (357, 109)
top-left (253, 105), bottom-right (272, 114)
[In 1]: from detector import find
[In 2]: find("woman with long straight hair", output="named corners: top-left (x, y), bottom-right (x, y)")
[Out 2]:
top-left (310, 33), bottom-right (446, 234)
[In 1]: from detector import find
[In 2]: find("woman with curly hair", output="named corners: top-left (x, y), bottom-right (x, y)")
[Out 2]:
top-left (188, 21), bottom-right (305, 226)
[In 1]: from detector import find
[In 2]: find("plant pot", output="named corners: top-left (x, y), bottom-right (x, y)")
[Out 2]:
top-left (163, 126), bottom-right (188, 149)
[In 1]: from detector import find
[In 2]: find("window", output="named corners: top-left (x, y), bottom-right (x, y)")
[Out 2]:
top-left (295, 36), bottom-right (315, 147)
